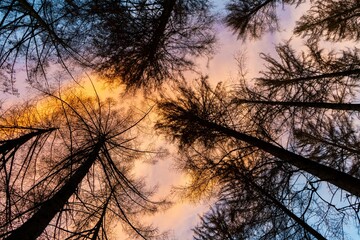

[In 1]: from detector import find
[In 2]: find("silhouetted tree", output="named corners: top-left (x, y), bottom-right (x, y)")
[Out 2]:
top-left (294, 114), bottom-right (360, 177)
top-left (0, 127), bottom-right (56, 158)
top-left (156, 79), bottom-right (359, 238)
top-left (294, 0), bottom-right (360, 41)
top-left (184, 148), bottom-right (327, 240)
top-left (225, 0), bottom-right (303, 40)
top-left (0, 0), bottom-right (215, 92)
top-left (90, 0), bottom-right (215, 89)
top-left (0, 87), bottom-right (166, 239)
top-left (0, 0), bottom-right (89, 93)
top-left (0, 126), bottom-right (57, 232)
top-left (257, 43), bottom-right (360, 102)
top-left (232, 42), bottom-right (360, 143)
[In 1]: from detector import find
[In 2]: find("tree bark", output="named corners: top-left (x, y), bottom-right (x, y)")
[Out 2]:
top-left (5, 140), bottom-right (103, 240)
top-left (0, 128), bottom-right (56, 155)
top-left (259, 69), bottom-right (360, 86)
top-left (193, 115), bottom-right (360, 197)
top-left (233, 98), bottom-right (360, 111)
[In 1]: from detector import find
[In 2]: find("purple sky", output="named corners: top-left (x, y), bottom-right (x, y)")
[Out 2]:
top-left (2, 1), bottom-right (359, 239)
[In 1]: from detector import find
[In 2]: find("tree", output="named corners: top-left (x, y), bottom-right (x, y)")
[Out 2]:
top-left (0, 0), bottom-right (215, 92)
top-left (91, 0), bottom-right (216, 89)
top-left (184, 148), bottom-right (327, 239)
top-left (256, 42), bottom-right (360, 101)
top-left (0, 86), bottom-right (166, 239)
top-left (0, 127), bottom-right (56, 160)
top-left (155, 79), bottom-right (360, 238)
top-left (0, 126), bottom-right (57, 233)
top-left (294, 114), bottom-right (360, 177)
top-left (225, 0), bottom-right (303, 40)
top-left (294, 0), bottom-right (360, 41)
top-left (0, 0), bottom-right (89, 93)
top-left (4, 140), bottom-right (103, 240)
top-left (234, 42), bottom-right (360, 149)
top-left (225, 0), bottom-right (360, 41)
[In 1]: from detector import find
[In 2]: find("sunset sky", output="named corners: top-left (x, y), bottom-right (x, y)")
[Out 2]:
top-left (122, 2), bottom-right (314, 239)
top-left (0, 1), bottom-right (305, 239)
top-left (3, 1), bottom-right (360, 239)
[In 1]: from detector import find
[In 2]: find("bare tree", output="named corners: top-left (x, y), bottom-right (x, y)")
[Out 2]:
top-left (90, 0), bottom-right (215, 89)
top-left (157, 94), bottom-right (360, 195)
top-left (256, 42), bottom-right (360, 102)
top-left (0, 88), bottom-right (167, 239)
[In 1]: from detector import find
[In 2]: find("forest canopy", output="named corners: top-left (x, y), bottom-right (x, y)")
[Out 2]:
top-left (1, 0), bottom-right (360, 239)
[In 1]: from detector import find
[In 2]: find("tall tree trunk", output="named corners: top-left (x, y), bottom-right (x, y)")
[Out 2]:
top-left (148, 0), bottom-right (176, 60)
top-left (192, 115), bottom-right (360, 197)
top-left (259, 69), bottom-right (360, 86)
top-left (235, 169), bottom-right (326, 240)
top-left (233, 98), bottom-right (360, 111)
top-left (131, 0), bottom-right (176, 83)
top-left (0, 128), bottom-right (56, 156)
top-left (5, 140), bottom-right (103, 240)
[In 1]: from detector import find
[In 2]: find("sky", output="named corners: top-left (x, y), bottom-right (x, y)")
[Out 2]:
top-left (0, 1), bottom-right (302, 239)
top-left (138, 1), bottom-right (360, 239)
top-left (2, 1), bottom-right (359, 239)
top-left (123, 2), bottom-right (315, 240)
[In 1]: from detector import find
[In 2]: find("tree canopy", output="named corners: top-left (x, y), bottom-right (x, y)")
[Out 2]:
top-left (0, 0), bottom-right (215, 92)
top-left (1, 0), bottom-right (360, 239)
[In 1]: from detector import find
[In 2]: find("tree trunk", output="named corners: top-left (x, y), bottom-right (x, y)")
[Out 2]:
top-left (131, 0), bottom-right (176, 83)
top-left (148, 0), bottom-right (176, 59)
top-left (236, 170), bottom-right (326, 240)
top-left (0, 128), bottom-right (56, 156)
top-left (5, 141), bottom-right (103, 240)
top-left (259, 69), bottom-right (360, 86)
top-left (233, 98), bottom-right (360, 111)
top-left (193, 115), bottom-right (360, 197)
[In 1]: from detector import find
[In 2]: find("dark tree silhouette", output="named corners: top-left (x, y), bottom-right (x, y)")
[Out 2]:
top-left (0, 0), bottom-right (215, 92)
top-left (236, 41), bottom-right (360, 176)
top-left (184, 148), bottom-right (327, 240)
top-left (156, 79), bottom-right (358, 238)
top-left (0, 87), bottom-right (166, 239)
top-left (257, 43), bottom-right (360, 102)
top-left (231, 42), bottom-right (360, 143)
top-left (0, 127), bottom-right (56, 158)
top-left (294, 0), bottom-right (360, 41)
top-left (0, 126), bottom-right (57, 232)
top-left (0, 0), bottom-right (89, 93)
top-left (5, 141), bottom-right (103, 240)
top-left (90, 0), bottom-right (215, 89)
top-left (225, 0), bottom-right (303, 40)
top-left (294, 114), bottom-right (360, 177)
top-left (157, 97), bottom-right (360, 195)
